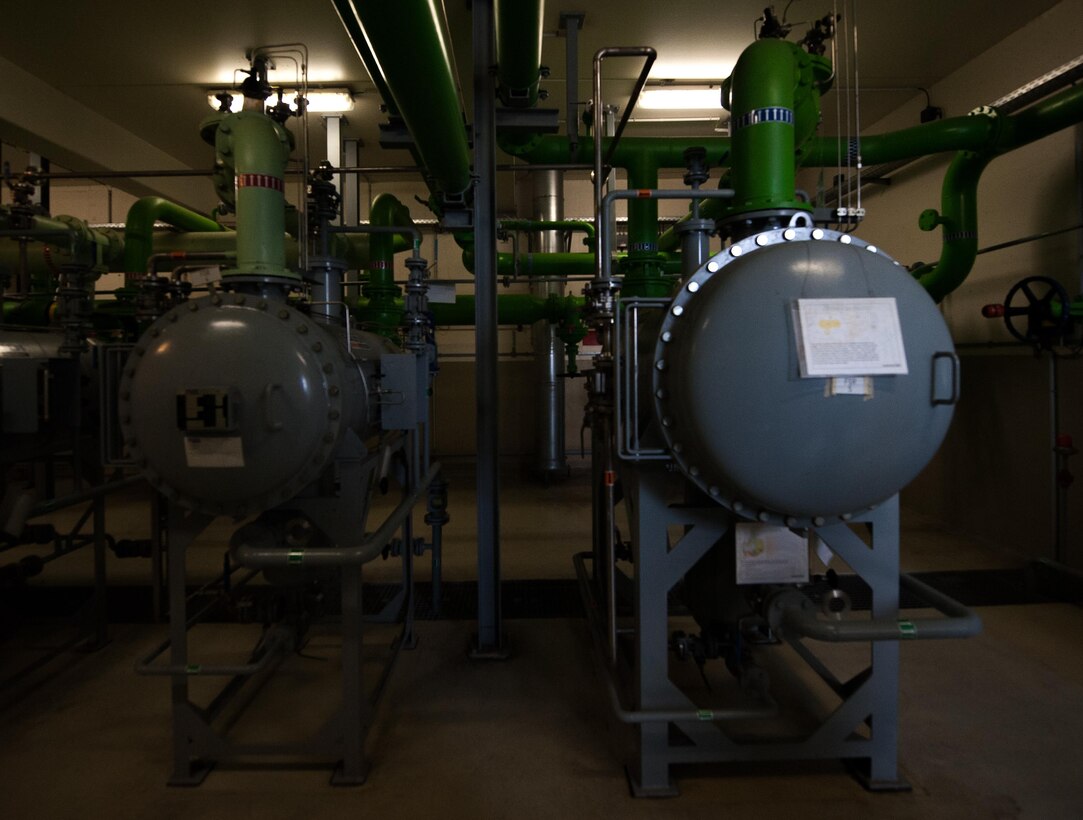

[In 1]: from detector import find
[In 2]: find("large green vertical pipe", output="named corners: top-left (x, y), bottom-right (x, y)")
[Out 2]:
top-left (621, 153), bottom-right (670, 299)
top-left (214, 112), bottom-right (295, 280)
top-left (122, 197), bottom-right (225, 274)
top-left (724, 39), bottom-right (826, 213)
top-left (494, 0), bottom-right (545, 108)
top-left (333, 0), bottom-right (472, 201)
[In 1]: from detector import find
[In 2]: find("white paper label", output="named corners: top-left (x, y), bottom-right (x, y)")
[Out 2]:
top-left (828, 376), bottom-right (873, 397)
top-left (735, 524), bottom-right (810, 585)
top-left (186, 267), bottom-right (221, 287)
top-left (426, 281), bottom-right (457, 304)
top-left (183, 436), bottom-right (244, 468)
top-left (793, 298), bottom-right (908, 377)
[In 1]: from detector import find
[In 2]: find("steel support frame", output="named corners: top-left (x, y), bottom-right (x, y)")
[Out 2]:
top-left (163, 438), bottom-right (413, 786)
top-left (619, 463), bottom-right (907, 796)
top-left (471, 0), bottom-right (506, 656)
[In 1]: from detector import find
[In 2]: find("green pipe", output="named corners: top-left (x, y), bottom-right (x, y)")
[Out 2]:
top-left (721, 39), bottom-right (829, 213)
top-left (622, 153), bottom-right (671, 298)
top-left (121, 197), bottom-right (224, 275)
top-left (330, 0), bottom-right (400, 117)
top-left (499, 219), bottom-right (596, 240)
top-left (801, 116), bottom-right (997, 166)
top-left (348, 292), bottom-right (583, 327)
top-left (494, 0), bottom-right (545, 108)
top-left (333, 0), bottom-right (472, 202)
top-left (212, 112), bottom-right (295, 280)
top-left (501, 134), bottom-right (733, 169)
top-left (431, 294), bottom-right (559, 326)
top-left (915, 83), bottom-right (1083, 301)
top-left (133, 230), bottom-right (404, 272)
top-left (1, 212), bottom-right (121, 294)
top-left (357, 193), bottom-right (416, 336)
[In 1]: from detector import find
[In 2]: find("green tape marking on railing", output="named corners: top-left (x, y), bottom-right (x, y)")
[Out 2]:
top-left (898, 620), bottom-right (917, 638)
top-left (186, 664), bottom-right (201, 675)
top-left (697, 709), bottom-right (714, 721)
top-left (287, 550), bottom-right (304, 566)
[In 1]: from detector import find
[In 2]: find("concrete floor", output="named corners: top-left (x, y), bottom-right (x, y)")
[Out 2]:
top-left (3, 462), bottom-right (1083, 818)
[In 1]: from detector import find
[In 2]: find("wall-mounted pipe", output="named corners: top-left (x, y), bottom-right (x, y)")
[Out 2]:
top-left (495, 0), bottom-right (545, 108)
top-left (915, 83), bottom-right (1083, 301)
top-left (332, 0), bottom-right (472, 203)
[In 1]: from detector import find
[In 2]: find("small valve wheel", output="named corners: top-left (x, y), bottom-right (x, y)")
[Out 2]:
top-left (999, 275), bottom-right (1071, 347)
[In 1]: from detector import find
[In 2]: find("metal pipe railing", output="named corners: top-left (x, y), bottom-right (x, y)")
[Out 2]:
top-left (771, 573), bottom-right (982, 642)
top-left (599, 187), bottom-right (735, 284)
top-left (592, 46), bottom-right (657, 285)
top-left (231, 462), bottom-right (440, 569)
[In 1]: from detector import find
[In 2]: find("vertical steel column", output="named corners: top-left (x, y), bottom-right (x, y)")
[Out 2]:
top-left (342, 139), bottom-right (360, 227)
top-left (333, 564), bottom-right (371, 785)
top-left (472, 0), bottom-right (505, 655)
top-left (91, 493), bottom-right (108, 648)
top-left (559, 13), bottom-right (584, 156)
top-left (531, 170), bottom-right (567, 478)
top-left (325, 115), bottom-right (343, 199)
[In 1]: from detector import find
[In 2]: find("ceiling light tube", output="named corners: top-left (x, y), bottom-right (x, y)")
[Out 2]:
top-left (637, 86), bottom-right (722, 110)
top-left (206, 90), bottom-right (355, 114)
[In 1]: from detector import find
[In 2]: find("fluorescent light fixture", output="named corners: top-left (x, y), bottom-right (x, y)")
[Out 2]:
top-left (638, 86), bottom-right (722, 110)
top-left (650, 63), bottom-right (733, 81)
top-left (302, 91), bottom-right (355, 113)
top-left (208, 93), bottom-right (244, 113)
top-left (206, 90), bottom-right (354, 114)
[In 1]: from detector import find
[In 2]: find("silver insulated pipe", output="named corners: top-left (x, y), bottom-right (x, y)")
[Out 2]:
top-left (531, 169), bottom-right (568, 478)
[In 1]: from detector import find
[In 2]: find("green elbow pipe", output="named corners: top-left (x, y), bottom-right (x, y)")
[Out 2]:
top-left (359, 193), bottom-right (416, 336)
top-left (916, 83), bottom-right (1083, 301)
top-left (122, 197), bottom-right (224, 274)
top-left (913, 151), bottom-right (988, 302)
top-left (334, 0), bottom-right (472, 201)
top-left (495, 0), bottom-right (545, 108)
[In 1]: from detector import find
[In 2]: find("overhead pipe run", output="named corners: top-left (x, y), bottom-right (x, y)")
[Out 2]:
top-left (915, 83), bottom-right (1083, 302)
top-left (332, 0), bottom-right (473, 206)
top-left (494, 0), bottom-right (545, 108)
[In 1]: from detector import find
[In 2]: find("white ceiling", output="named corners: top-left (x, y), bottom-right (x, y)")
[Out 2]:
top-left (0, 0), bottom-right (1063, 206)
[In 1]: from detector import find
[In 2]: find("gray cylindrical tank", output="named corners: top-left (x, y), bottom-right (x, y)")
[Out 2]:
top-left (653, 227), bottom-right (957, 527)
top-left (119, 294), bottom-right (393, 516)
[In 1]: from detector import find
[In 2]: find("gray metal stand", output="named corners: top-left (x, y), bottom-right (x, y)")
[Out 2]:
top-left (151, 438), bottom-right (420, 786)
top-left (611, 464), bottom-right (910, 796)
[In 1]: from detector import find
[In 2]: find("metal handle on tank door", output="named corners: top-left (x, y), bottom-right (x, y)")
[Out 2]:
top-left (931, 352), bottom-right (960, 406)
top-left (262, 383), bottom-right (284, 431)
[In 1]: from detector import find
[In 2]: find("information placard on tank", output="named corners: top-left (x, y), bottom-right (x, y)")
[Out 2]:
top-left (793, 298), bottom-right (909, 378)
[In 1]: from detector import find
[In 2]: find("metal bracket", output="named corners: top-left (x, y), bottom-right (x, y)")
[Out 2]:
top-left (614, 297), bottom-right (672, 460)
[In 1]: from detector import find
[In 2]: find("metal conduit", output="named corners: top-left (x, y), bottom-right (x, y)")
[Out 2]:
top-left (232, 462), bottom-right (441, 569)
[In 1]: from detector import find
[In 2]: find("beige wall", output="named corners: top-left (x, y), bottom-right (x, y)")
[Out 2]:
top-left (842, 0), bottom-right (1083, 567)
